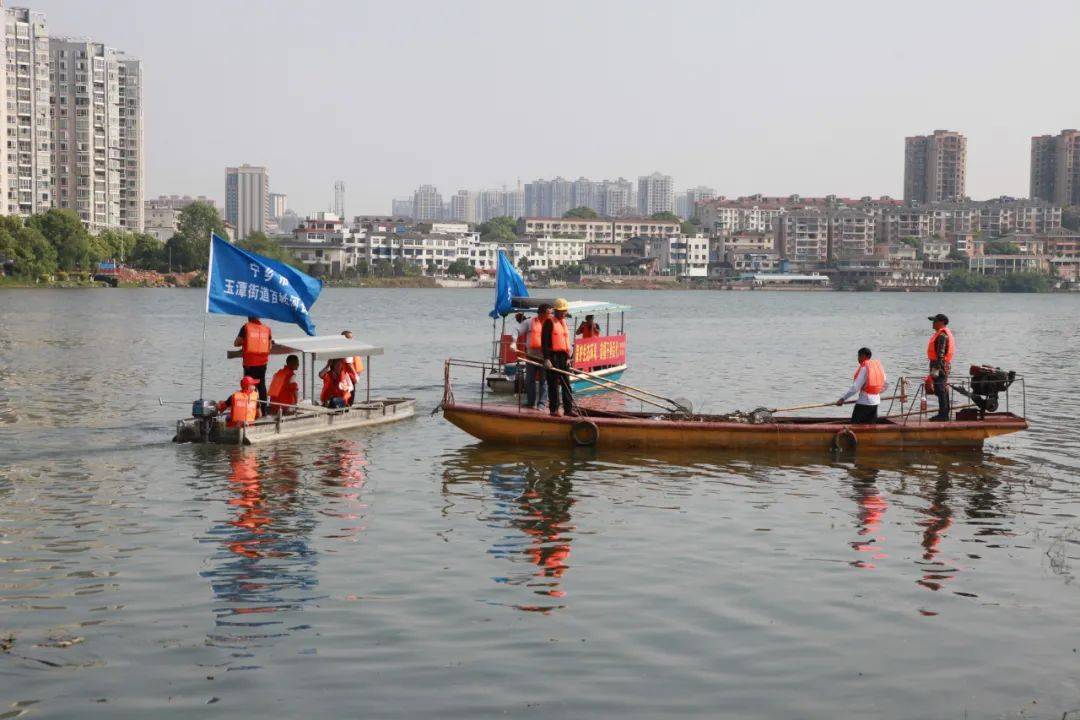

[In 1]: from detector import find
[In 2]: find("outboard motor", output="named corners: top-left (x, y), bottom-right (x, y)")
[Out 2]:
top-left (953, 365), bottom-right (1016, 418)
top-left (191, 399), bottom-right (219, 442)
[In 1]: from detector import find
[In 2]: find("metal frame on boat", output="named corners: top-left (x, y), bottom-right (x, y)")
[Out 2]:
top-left (486, 297), bottom-right (631, 395)
top-left (173, 335), bottom-right (415, 445)
top-left (442, 359), bottom-right (1029, 452)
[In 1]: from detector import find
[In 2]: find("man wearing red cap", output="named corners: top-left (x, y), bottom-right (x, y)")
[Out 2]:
top-left (218, 376), bottom-right (262, 428)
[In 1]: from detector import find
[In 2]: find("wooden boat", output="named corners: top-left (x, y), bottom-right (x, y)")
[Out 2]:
top-left (441, 360), bottom-right (1029, 452)
top-left (174, 335), bottom-right (415, 445)
top-left (486, 298), bottom-right (630, 396)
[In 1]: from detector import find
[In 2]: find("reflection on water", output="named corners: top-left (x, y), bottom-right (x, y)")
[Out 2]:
top-left (443, 448), bottom-right (577, 613)
top-left (197, 448), bottom-right (322, 666)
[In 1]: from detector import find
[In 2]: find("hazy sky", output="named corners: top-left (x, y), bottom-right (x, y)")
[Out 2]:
top-left (29, 0), bottom-right (1080, 214)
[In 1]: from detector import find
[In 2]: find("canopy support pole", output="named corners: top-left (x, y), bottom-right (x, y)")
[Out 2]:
top-left (198, 312), bottom-right (208, 400)
top-left (366, 355), bottom-right (371, 403)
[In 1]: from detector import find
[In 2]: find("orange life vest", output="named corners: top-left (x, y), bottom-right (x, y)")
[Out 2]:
top-left (527, 317), bottom-right (544, 350)
top-left (855, 359), bottom-right (886, 395)
top-left (579, 323), bottom-right (598, 339)
top-left (351, 355), bottom-right (364, 374)
top-left (926, 327), bottom-right (955, 364)
top-left (227, 390), bottom-right (259, 428)
top-left (550, 318), bottom-right (570, 353)
top-left (268, 367), bottom-right (297, 408)
top-left (242, 322), bottom-right (271, 367)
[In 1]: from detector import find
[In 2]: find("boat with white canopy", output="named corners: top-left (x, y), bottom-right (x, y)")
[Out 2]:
top-left (173, 334), bottom-right (414, 445)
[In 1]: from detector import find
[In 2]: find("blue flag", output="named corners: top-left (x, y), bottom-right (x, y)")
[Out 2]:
top-left (206, 233), bottom-right (322, 335)
top-left (489, 249), bottom-right (529, 318)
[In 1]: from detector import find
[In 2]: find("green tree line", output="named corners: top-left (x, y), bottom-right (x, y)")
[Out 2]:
top-left (0, 202), bottom-right (295, 280)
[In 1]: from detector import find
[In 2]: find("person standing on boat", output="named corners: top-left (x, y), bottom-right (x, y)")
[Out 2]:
top-left (575, 314), bottom-right (600, 339)
top-left (523, 305), bottom-right (550, 410)
top-left (836, 347), bottom-right (887, 424)
top-left (234, 316), bottom-right (273, 411)
top-left (268, 355), bottom-right (300, 415)
top-left (542, 298), bottom-right (575, 417)
top-left (341, 330), bottom-right (364, 406)
top-left (926, 313), bottom-right (955, 421)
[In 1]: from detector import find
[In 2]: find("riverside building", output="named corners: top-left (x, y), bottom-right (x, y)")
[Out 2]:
top-left (904, 130), bottom-right (967, 203)
top-left (1030, 130), bottom-right (1080, 206)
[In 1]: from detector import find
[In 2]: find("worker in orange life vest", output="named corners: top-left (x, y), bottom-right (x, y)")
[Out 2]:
top-left (926, 313), bottom-right (956, 421)
top-left (319, 357), bottom-right (356, 409)
top-left (233, 316), bottom-right (273, 411)
top-left (575, 314), bottom-right (600, 339)
top-left (523, 305), bottom-right (550, 410)
top-left (268, 354), bottom-right (300, 415)
top-left (217, 376), bottom-right (261, 428)
top-left (836, 346), bottom-right (888, 424)
top-left (341, 330), bottom-right (364, 406)
top-left (542, 298), bottom-right (575, 417)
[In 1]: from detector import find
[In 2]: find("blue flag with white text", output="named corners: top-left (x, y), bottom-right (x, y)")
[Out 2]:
top-left (206, 233), bottom-right (322, 335)
top-left (489, 249), bottom-right (529, 318)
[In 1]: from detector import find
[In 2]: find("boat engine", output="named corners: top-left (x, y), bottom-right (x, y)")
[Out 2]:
top-left (952, 365), bottom-right (1015, 418)
top-left (191, 399), bottom-right (219, 441)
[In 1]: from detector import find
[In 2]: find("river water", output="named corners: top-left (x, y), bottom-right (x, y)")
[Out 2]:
top-left (1, 288), bottom-right (1078, 719)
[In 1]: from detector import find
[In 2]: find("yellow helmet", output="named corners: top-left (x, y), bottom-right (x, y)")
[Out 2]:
top-left (553, 298), bottom-right (569, 311)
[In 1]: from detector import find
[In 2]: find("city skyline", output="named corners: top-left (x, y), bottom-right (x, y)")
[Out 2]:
top-left (20, 0), bottom-right (1080, 215)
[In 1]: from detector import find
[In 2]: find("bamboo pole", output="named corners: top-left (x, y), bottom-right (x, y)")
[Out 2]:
top-left (770, 394), bottom-right (907, 414)
top-left (519, 354), bottom-right (687, 410)
top-left (519, 357), bottom-right (683, 413)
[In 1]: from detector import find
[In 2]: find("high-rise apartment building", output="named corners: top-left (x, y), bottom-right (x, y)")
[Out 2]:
top-left (333, 180), bottom-right (345, 219)
top-left (450, 189), bottom-right (477, 223)
top-left (5, 8), bottom-right (51, 217)
top-left (677, 185), bottom-right (716, 219)
top-left (116, 56), bottom-right (143, 231)
top-left (50, 39), bottom-right (139, 232)
top-left (1030, 130), bottom-right (1080, 206)
top-left (225, 165), bottom-right (269, 239)
top-left (269, 192), bottom-right (287, 220)
top-left (412, 184), bottom-right (442, 221)
top-left (637, 172), bottom-right (674, 215)
top-left (904, 130), bottom-right (966, 203)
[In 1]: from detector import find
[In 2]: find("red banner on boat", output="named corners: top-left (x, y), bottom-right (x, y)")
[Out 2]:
top-left (573, 335), bottom-right (627, 371)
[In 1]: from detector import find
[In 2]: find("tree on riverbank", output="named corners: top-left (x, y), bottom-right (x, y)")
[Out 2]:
top-left (941, 270), bottom-right (1052, 293)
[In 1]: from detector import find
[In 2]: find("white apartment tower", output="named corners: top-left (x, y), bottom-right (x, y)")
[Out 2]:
top-left (225, 164), bottom-right (269, 240)
top-left (5, 8), bottom-right (51, 216)
top-left (116, 56), bottom-right (143, 231)
top-left (50, 39), bottom-right (124, 232)
top-left (333, 180), bottom-right (345, 219)
top-left (412, 184), bottom-right (442, 221)
top-left (637, 172), bottom-right (674, 216)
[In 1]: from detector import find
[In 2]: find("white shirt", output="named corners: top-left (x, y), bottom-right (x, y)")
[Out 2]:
top-left (841, 365), bottom-right (888, 406)
top-left (513, 318), bottom-right (532, 350)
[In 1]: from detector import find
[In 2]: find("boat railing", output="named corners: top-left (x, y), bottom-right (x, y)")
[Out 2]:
top-left (892, 374), bottom-right (1025, 424)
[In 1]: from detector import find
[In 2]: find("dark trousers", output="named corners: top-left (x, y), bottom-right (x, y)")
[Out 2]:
top-left (244, 364), bottom-right (268, 410)
top-left (933, 374), bottom-right (950, 419)
top-left (546, 352), bottom-right (574, 415)
top-left (525, 361), bottom-right (546, 408)
top-left (851, 403), bottom-right (878, 424)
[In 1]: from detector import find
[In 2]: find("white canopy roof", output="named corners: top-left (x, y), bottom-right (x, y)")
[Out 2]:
top-left (272, 335), bottom-right (384, 359)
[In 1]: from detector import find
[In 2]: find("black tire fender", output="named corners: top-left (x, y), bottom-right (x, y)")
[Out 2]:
top-left (832, 427), bottom-right (857, 452)
top-left (570, 420), bottom-right (599, 447)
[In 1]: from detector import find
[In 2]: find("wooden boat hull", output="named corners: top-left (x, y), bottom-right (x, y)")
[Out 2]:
top-left (175, 398), bottom-right (415, 445)
top-left (442, 402), bottom-right (1028, 452)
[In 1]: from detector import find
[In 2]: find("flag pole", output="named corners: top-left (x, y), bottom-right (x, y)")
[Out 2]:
top-left (200, 232), bottom-right (215, 400)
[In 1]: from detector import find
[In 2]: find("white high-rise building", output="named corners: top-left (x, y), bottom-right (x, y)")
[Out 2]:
top-left (116, 56), bottom-right (143, 231)
top-left (5, 8), bottom-right (51, 217)
top-left (269, 192), bottom-right (287, 220)
top-left (450, 189), bottom-right (477, 223)
top-left (412, 184), bottom-right (442, 221)
top-left (225, 165), bottom-right (269, 239)
top-left (637, 172), bottom-right (674, 216)
top-left (333, 180), bottom-right (345, 219)
top-left (50, 38), bottom-right (129, 232)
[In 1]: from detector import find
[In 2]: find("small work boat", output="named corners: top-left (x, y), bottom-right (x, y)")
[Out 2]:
top-left (486, 298), bottom-right (631, 396)
top-left (174, 335), bottom-right (415, 445)
top-left (442, 359), bottom-right (1029, 452)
